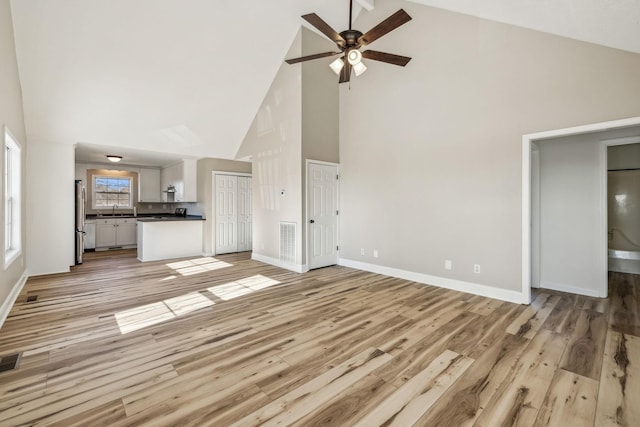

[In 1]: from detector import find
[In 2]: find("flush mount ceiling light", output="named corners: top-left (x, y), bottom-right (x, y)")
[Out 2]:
top-left (285, 0), bottom-right (412, 84)
top-left (106, 155), bottom-right (123, 162)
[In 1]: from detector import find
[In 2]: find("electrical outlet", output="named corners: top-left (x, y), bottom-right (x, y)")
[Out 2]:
top-left (148, 204), bottom-right (152, 209)
top-left (445, 260), bottom-right (452, 270)
top-left (373, 249), bottom-right (379, 258)
top-left (474, 264), bottom-right (481, 274)
top-left (360, 248), bottom-right (365, 255)
top-left (163, 204), bottom-right (166, 209)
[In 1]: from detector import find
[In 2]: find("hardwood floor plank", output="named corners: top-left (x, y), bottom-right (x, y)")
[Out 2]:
top-left (506, 293), bottom-right (561, 339)
top-left (0, 364), bottom-right (177, 426)
top-left (48, 400), bottom-right (128, 427)
top-left (595, 329), bottom-right (640, 426)
top-left (121, 358), bottom-right (287, 425)
top-left (231, 347), bottom-right (392, 426)
top-left (352, 349), bottom-right (473, 427)
top-left (533, 369), bottom-right (599, 427)
top-left (289, 375), bottom-right (396, 427)
top-left (473, 329), bottom-right (567, 427)
top-left (609, 272), bottom-right (640, 337)
top-left (559, 308), bottom-right (607, 380)
top-left (415, 332), bottom-right (529, 426)
top-left (0, 250), bottom-right (633, 425)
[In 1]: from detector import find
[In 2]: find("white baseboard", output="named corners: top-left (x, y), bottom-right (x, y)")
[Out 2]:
top-left (539, 280), bottom-right (606, 298)
top-left (339, 258), bottom-right (528, 305)
top-left (0, 270), bottom-right (29, 330)
top-left (251, 253), bottom-right (308, 273)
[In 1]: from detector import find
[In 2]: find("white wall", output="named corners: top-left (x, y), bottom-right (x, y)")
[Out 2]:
top-left (301, 27), bottom-right (339, 264)
top-left (538, 135), bottom-right (603, 296)
top-left (0, 0), bottom-right (28, 323)
top-left (339, 0), bottom-right (640, 300)
top-left (236, 31), bottom-right (303, 268)
top-left (27, 143), bottom-right (75, 276)
top-left (609, 143), bottom-right (640, 170)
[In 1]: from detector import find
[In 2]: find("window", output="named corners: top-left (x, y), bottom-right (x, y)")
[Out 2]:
top-left (4, 127), bottom-right (21, 268)
top-left (93, 176), bottom-right (133, 208)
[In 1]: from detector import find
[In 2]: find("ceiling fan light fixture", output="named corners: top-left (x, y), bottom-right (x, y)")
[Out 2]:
top-left (329, 57), bottom-right (344, 75)
top-left (347, 49), bottom-right (362, 65)
top-left (106, 155), bottom-right (123, 163)
top-left (353, 61), bottom-right (367, 76)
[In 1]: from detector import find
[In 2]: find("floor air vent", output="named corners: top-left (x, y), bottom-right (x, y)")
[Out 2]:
top-left (0, 353), bottom-right (22, 373)
top-left (25, 295), bottom-right (38, 303)
top-left (279, 222), bottom-right (296, 265)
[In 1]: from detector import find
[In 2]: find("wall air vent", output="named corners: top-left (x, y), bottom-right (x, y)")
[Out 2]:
top-left (279, 222), bottom-right (296, 265)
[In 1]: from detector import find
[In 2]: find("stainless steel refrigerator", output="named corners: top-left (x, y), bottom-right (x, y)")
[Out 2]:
top-left (75, 180), bottom-right (85, 264)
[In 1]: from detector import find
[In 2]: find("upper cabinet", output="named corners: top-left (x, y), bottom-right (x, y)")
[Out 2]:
top-left (161, 159), bottom-right (197, 202)
top-left (139, 168), bottom-right (161, 202)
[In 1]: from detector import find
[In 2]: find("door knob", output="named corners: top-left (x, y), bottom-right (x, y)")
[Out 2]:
top-left (310, 219), bottom-right (315, 224)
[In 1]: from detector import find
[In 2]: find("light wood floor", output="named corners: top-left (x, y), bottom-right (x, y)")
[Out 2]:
top-left (0, 250), bottom-right (638, 426)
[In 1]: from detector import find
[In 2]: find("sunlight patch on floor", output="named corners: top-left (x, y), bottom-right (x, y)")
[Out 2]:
top-left (166, 257), bottom-right (232, 276)
top-left (115, 292), bottom-right (214, 334)
top-left (207, 275), bottom-right (281, 301)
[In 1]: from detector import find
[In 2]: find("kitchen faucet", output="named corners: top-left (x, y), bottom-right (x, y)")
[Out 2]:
top-left (112, 204), bottom-right (118, 216)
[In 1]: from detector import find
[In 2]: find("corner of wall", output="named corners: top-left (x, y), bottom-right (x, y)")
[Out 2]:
top-left (0, 269), bottom-right (28, 330)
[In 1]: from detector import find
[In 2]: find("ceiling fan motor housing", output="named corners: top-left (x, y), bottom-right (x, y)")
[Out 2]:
top-left (339, 29), bottom-right (363, 50)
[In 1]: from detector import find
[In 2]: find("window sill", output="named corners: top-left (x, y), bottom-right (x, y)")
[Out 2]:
top-left (4, 248), bottom-right (21, 270)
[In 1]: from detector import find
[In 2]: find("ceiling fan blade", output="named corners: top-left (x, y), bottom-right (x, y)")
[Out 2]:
top-left (339, 61), bottom-right (352, 84)
top-left (362, 50), bottom-right (412, 66)
top-left (302, 13), bottom-right (346, 47)
top-left (285, 51), bottom-right (342, 64)
top-left (358, 9), bottom-right (412, 46)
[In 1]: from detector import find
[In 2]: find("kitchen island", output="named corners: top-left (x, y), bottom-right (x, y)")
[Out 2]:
top-left (137, 216), bottom-right (204, 262)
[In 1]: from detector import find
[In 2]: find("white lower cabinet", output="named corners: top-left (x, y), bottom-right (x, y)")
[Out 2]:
top-left (95, 218), bottom-right (137, 248)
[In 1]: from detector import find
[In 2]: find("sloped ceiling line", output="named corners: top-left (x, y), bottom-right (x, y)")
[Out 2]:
top-left (10, 0), bottom-right (640, 164)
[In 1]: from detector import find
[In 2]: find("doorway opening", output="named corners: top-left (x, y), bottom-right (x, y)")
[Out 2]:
top-left (523, 117), bottom-right (640, 304)
top-left (607, 141), bottom-right (640, 275)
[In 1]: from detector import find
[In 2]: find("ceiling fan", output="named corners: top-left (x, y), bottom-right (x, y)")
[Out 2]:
top-left (285, 0), bottom-right (412, 83)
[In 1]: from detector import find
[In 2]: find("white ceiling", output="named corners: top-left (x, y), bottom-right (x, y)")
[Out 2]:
top-left (411, 0), bottom-right (640, 54)
top-left (74, 142), bottom-right (199, 168)
top-left (10, 0), bottom-right (640, 163)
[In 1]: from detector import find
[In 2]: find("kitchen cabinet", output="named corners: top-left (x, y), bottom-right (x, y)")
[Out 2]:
top-left (139, 168), bottom-right (161, 202)
top-left (95, 218), bottom-right (137, 248)
top-left (161, 159), bottom-right (197, 202)
top-left (137, 218), bottom-right (204, 262)
top-left (84, 219), bottom-right (96, 250)
top-left (117, 219), bottom-right (137, 245)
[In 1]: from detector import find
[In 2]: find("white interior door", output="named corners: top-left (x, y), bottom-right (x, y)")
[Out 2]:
top-left (215, 175), bottom-right (237, 254)
top-left (308, 162), bottom-right (338, 269)
top-left (237, 176), bottom-right (253, 252)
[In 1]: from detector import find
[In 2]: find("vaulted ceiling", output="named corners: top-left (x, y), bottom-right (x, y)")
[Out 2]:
top-left (10, 0), bottom-right (640, 163)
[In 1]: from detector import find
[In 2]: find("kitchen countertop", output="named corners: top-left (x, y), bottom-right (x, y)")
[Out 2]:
top-left (137, 215), bottom-right (204, 222)
top-left (86, 214), bottom-right (204, 222)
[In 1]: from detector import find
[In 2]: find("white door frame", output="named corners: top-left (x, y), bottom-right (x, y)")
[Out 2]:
top-left (522, 116), bottom-right (640, 304)
top-left (212, 171), bottom-right (252, 256)
top-left (305, 159), bottom-right (339, 270)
